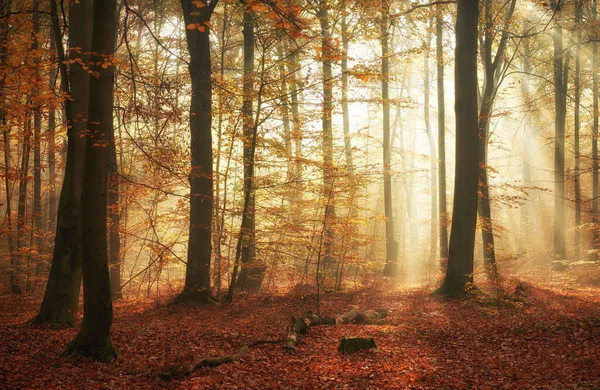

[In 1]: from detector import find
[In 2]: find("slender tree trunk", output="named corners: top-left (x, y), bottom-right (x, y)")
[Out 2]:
top-left (32, 5), bottom-right (42, 252)
top-left (436, 4), bottom-right (448, 261)
top-left (33, 0), bottom-right (91, 326)
top-left (279, 44), bottom-right (294, 183)
top-left (520, 24), bottom-right (532, 251)
top-left (179, 0), bottom-right (217, 302)
top-left (15, 117), bottom-right (32, 295)
top-left (552, 0), bottom-right (567, 262)
top-left (318, 0), bottom-right (336, 277)
top-left (573, 2), bottom-right (582, 260)
top-left (47, 33), bottom-right (58, 232)
top-left (424, 16), bottom-right (438, 270)
top-left (592, 1), bottom-right (599, 259)
top-left (477, 0), bottom-right (516, 270)
top-left (213, 4), bottom-right (229, 298)
top-left (66, 0), bottom-right (118, 361)
top-left (288, 42), bottom-right (303, 202)
top-left (341, 10), bottom-right (354, 176)
top-left (434, 0), bottom-right (479, 298)
top-left (108, 137), bottom-right (121, 299)
top-left (236, 9), bottom-right (264, 291)
top-left (382, 0), bottom-right (397, 276)
top-left (477, 0), bottom-right (496, 269)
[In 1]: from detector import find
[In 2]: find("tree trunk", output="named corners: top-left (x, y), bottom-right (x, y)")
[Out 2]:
top-left (434, 0), bottom-right (479, 298)
top-left (573, 2), bottom-right (582, 260)
top-left (382, 0), bottom-right (397, 277)
top-left (179, 0), bottom-right (217, 303)
top-left (423, 18), bottom-right (438, 276)
top-left (33, 0), bottom-right (91, 326)
top-left (436, 4), bottom-right (448, 261)
top-left (67, 0), bottom-right (118, 362)
top-left (424, 16), bottom-right (438, 274)
top-left (47, 33), bottom-right (58, 232)
top-left (108, 137), bottom-right (121, 299)
top-left (32, 5), bottom-right (42, 255)
top-left (592, 1), bottom-right (599, 259)
top-left (236, 9), bottom-right (264, 292)
top-left (1, 0), bottom-right (13, 292)
top-left (318, 0), bottom-right (336, 277)
top-left (14, 118), bottom-right (31, 295)
top-left (520, 24), bottom-right (532, 252)
top-left (552, 0), bottom-right (567, 262)
top-left (341, 10), bottom-right (354, 176)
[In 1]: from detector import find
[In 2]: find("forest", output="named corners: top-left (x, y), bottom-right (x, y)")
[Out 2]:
top-left (1, 0), bottom-right (600, 388)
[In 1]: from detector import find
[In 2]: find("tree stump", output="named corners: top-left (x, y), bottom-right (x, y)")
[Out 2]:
top-left (338, 337), bottom-right (377, 354)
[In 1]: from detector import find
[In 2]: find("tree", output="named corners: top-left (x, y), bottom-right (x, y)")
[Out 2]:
top-left (434, 0), bottom-right (479, 297)
top-left (33, 0), bottom-right (92, 326)
top-left (179, 0), bottom-right (218, 303)
top-left (318, 0), bottom-right (336, 278)
top-left (382, 0), bottom-right (398, 277)
top-left (66, 0), bottom-right (118, 361)
top-left (591, 0), bottom-right (599, 259)
top-left (477, 0), bottom-right (517, 269)
top-left (436, 3), bottom-right (448, 262)
top-left (551, 0), bottom-right (568, 262)
top-left (235, 5), bottom-right (265, 292)
top-left (573, 0), bottom-right (582, 260)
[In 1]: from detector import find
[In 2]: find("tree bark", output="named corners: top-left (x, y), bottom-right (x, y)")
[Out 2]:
top-left (520, 23), bottom-right (532, 251)
top-left (108, 136), bottom-right (121, 299)
top-left (66, 0), bottom-right (118, 362)
top-left (424, 15), bottom-right (437, 273)
top-left (341, 9), bottom-right (354, 176)
top-left (551, 0), bottom-right (567, 262)
top-left (179, 0), bottom-right (217, 303)
top-left (47, 33), bottom-right (58, 232)
top-left (236, 8), bottom-right (264, 292)
top-left (436, 4), bottom-right (448, 261)
top-left (33, 0), bottom-right (91, 326)
top-left (382, 0), bottom-right (398, 277)
top-left (573, 1), bottom-right (582, 260)
top-left (318, 0), bottom-right (336, 277)
top-left (434, 0), bottom-right (479, 298)
top-left (592, 1), bottom-right (599, 259)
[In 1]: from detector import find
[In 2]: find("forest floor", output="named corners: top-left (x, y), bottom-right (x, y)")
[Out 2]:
top-left (1, 277), bottom-right (600, 389)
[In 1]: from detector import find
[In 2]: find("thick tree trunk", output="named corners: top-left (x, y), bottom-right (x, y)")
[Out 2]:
top-left (382, 0), bottom-right (397, 277)
top-left (434, 0), bottom-right (479, 298)
top-left (179, 0), bottom-right (216, 303)
top-left (67, 0), bottom-right (118, 362)
top-left (33, 0), bottom-right (91, 326)
top-left (436, 4), bottom-right (448, 261)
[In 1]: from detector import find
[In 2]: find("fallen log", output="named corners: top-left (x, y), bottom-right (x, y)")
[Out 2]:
top-left (284, 308), bottom-right (388, 353)
top-left (159, 339), bottom-right (283, 380)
